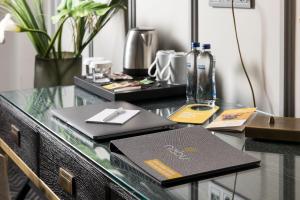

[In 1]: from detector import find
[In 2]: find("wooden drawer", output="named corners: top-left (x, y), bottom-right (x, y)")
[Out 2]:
top-left (39, 132), bottom-right (110, 200)
top-left (0, 98), bottom-right (138, 199)
top-left (7, 158), bottom-right (30, 199)
top-left (39, 132), bottom-right (138, 200)
top-left (0, 99), bottom-right (39, 173)
top-left (6, 159), bottom-right (46, 200)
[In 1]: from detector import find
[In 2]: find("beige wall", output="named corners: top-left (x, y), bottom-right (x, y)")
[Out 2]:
top-left (136, 0), bottom-right (190, 52)
top-left (0, 3), bottom-right (52, 91)
top-left (0, 0), bottom-right (285, 116)
top-left (0, 33), bottom-right (35, 91)
top-left (93, 11), bottom-right (127, 72)
top-left (134, 0), bottom-right (284, 115)
top-left (198, 0), bottom-right (284, 115)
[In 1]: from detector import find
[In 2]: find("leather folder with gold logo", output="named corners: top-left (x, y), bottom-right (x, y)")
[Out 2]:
top-left (110, 126), bottom-right (260, 187)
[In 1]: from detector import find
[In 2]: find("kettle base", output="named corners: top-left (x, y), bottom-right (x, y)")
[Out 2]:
top-left (123, 68), bottom-right (149, 77)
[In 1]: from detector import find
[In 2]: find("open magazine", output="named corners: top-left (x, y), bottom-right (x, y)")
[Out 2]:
top-left (206, 108), bottom-right (256, 132)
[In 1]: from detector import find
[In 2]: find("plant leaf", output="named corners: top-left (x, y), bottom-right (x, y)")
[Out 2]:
top-left (52, 9), bottom-right (69, 24)
top-left (54, 1), bottom-right (110, 20)
top-left (66, 0), bottom-right (73, 10)
top-left (57, 0), bottom-right (67, 11)
top-left (95, 7), bottom-right (110, 16)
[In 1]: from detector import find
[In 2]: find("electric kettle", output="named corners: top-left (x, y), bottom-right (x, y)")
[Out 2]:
top-left (123, 28), bottom-right (158, 76)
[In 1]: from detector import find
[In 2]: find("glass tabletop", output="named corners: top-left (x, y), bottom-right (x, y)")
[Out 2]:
top-left (1, 86), bottom-right (299, 200)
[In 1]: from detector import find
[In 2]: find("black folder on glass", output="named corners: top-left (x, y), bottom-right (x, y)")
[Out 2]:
top-left (51, 101), bottom-right (176, 140)
top-left (110, 126), bottom-right (260, 187)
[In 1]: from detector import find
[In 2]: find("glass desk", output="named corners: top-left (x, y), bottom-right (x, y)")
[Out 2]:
top-left (1, 86), bottom-right (299, 200)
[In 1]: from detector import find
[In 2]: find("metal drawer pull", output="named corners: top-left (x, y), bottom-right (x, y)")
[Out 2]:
top-left (58, 168), bottom-right (74, 195)
top-left (10, 124), bottom-right (20, 147)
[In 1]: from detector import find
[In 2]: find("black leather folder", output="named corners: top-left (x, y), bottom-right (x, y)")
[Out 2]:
top-left (110, 126), bottom-right (260, 187)
top-left (51, 101), bottom-right (176, 140)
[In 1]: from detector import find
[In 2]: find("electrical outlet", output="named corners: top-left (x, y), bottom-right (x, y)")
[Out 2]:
top-left (209, 0), bottom-right (253, 9)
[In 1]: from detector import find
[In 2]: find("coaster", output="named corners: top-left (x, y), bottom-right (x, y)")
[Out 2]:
top-left (168, 104), bottom-right (219, 124)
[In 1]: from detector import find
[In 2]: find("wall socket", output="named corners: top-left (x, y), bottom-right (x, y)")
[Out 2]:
top-left (209, 0), bottom-right (253, 9)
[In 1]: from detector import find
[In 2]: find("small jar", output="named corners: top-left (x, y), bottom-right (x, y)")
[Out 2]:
top-left (92, 60), bottom-right (112, 83)
top-left (83, 57), bottom-right (104, 79)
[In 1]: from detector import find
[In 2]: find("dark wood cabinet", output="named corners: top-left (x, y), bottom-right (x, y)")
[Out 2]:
top-left (0, 99), bottom-right (39, 173)
top-left (0, 98), bottom-right (138, 200)
top-left (39, 131), bottom-right (107, 200)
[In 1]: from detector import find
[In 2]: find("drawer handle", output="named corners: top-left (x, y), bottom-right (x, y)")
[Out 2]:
top-left (10, 124), bottom-right (20, 147)
top-left (58, 168), bottom-right (74, 195)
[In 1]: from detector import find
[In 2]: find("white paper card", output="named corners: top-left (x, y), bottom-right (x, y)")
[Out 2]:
top-left (206, 119), bottom-right (246, 129)
top-left (86, 109), bottom-right (140, 125)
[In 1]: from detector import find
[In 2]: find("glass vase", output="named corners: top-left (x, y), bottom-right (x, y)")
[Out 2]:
top-left (34, 52), bottom-right (82, 88)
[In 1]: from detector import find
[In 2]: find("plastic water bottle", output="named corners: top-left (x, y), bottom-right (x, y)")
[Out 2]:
top-left (211, 56), bottom-right (217, 101)
top-left (186, 42), bottom-right (201, 102)
top-left (196, 44), bottom-right (216, 103)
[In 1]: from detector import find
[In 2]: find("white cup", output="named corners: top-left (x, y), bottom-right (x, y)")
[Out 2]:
top-left (148, 50), bottom-right (175, 81)
top-left (161, 52), bottom-right (187, 85)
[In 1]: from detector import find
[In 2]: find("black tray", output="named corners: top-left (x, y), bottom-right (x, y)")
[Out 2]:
top-left (74, 76), bottom-right (186, 102)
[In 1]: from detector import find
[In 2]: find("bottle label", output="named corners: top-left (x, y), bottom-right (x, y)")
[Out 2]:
top-left (197, 64), bottom-right (205, 70)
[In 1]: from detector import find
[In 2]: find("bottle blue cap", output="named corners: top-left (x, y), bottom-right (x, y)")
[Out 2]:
top-left (203, 44), bottom-right (211, 49)
top-left (191, 42), bottom-right (200, 48)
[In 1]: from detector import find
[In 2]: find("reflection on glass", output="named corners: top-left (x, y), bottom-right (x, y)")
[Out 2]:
top-left (1, 86), bottom-right (286, 200)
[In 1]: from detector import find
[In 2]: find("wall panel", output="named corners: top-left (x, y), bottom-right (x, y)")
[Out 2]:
top-left (295, 1), bottom-right (300, 117)
top-left (93, 11), bottom-right (126, 72)
top-left (136, 0), bottom-right (190, 52)
top-left (197, 0), bottom-right (284, 114)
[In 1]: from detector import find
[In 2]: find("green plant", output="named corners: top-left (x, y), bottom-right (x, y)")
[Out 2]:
top-left (0, 0), bottom-right (126, 59)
